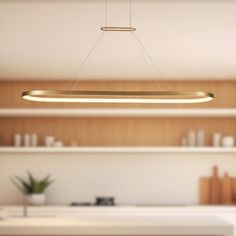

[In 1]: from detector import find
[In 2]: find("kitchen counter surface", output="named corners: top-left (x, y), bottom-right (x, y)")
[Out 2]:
top-left (3, 205), bottom-right (236, 216)
top-left (2, 205), bottom-right (236, 219)
top-left (0, 216), bottom-right (233, 236)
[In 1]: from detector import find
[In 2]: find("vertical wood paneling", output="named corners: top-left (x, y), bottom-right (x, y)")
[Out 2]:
top-left (0, 117), bottom-right (235, 146)
top-left (0, 80), bottom-right (235, 146)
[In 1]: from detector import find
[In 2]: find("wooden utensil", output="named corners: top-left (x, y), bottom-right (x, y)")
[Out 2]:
top-left (199, 177), bottom-right (211, 204)
top-left (210, 165), bottom-right (221, 204)
top-left (231, 177), bottom-right (236, 203)
top-left (222, 172), bottom-right (232, 205)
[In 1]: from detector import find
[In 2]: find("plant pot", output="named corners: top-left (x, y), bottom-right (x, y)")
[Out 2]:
top-left (26, 194), bottom-right (46, 206)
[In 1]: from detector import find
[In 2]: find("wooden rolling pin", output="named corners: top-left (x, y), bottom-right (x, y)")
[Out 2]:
top-left (210, 165), bottom-right (221, 204)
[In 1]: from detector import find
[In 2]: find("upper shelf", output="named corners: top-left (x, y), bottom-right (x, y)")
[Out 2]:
top-left (0, 146), bottom-right (236, 154)
top-left (0, 108), bottom-right (236, 117)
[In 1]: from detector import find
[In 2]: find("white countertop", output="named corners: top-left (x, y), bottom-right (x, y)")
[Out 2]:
top-left (0, 216), bottom-right (233, 236)
top-left (3, 205), bottom-right (236, 218)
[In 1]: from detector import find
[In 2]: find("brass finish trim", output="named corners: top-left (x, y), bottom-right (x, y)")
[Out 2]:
top-left (22, 90), bottom-right (214, 104)
top-left (101, 26), bottom-right (136, 32)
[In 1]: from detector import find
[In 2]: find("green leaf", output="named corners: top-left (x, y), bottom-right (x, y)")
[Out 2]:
top-left (10, 172), bottom-right (54, 194)
top-left (40, 174), bottom-right (50, 185)
top-left (27, 171), bottom-right (36, 188)
top-left (12, 176), bottom-right (32, 194)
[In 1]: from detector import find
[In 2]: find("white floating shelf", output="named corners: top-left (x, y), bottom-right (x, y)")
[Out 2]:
top-left (0, 147), bottom-right (236, 154)
top-left (0, 108), bottom-right (236, 117)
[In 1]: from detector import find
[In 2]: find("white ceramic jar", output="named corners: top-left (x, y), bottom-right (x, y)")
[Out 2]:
top-left (30, 133), bottom-right (38, 147)
top-left (13, 133), bottom-right (22, 147)
top-left (53, 141), bottom-right (64, 147)
top-left (213, 133), bottom-right (222, 147)
top-left (23, 134), bottom-right (31, 147)
top-left (187, 130), bottom-right (196, 147)
top-left (222, 136), bottom-right (235, 147)
top-left (45, 136), bottom-right (55, 147)
top-left (197, 130), bottom-right (205, 147)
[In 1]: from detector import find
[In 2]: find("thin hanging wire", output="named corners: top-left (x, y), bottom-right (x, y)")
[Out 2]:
top-left (65, 0), bottom-right (171, 91)
top-left (74, 33), bottom-right (105, 76)
top-left (65, 0), bottom-right (107, 90)
top-left (71, 31), bottom-right (105, 90)
top-left (105, 0), bottom-right (107, 27)
top-left (70, 0), bottom-right (107, 89)
top-left (64, 31), bottom-right (105, 90)
top-left (132, 32), bottom-right (172, 91)
top-left (130, 32), bottom-right (162, 90)
top-left (129, 0), bottom-right (171, 90)
top-left (128, 1), bottom-right (162, 90)
top-left (129, 0), bottom-right (132, 27)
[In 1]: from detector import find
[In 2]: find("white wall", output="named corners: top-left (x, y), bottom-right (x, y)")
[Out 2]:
top-left (1, 153), bottom-right (236, 205)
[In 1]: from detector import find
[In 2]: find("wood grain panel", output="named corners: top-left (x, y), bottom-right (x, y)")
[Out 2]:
top-left (199, 177), bottom-right (211, 205)
top-left (0, 117), bottom-right (235, 146)
top-left (0, 80), bottom-right (236, 108)
top-left (0, 80), bottom-right (235, 147)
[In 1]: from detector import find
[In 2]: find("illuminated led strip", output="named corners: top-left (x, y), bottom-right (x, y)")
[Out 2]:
top-left (22, 90), bottom-right (214, 104)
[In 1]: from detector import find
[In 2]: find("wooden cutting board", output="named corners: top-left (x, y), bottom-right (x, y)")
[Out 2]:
top-left (222, 172), bottom-right (232, 205)
top-left (231, 177), bottom-right (236, 203)
top-left (199, 177), bottom-right (211, 204)
top-left (210, 165), bottom-right (221, 204)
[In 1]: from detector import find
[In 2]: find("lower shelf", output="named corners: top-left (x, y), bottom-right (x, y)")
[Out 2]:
top-left (0, 146), bottom-right (236, 154)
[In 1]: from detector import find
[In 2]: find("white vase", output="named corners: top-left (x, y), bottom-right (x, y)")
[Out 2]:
top-left (26, 194), bottom-right (46, 206)
top-left (222, 136), bottom-right (235, 147)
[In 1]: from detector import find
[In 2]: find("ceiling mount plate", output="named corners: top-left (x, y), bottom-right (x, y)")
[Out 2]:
top-left (100, 26), bottom-right (136, 32)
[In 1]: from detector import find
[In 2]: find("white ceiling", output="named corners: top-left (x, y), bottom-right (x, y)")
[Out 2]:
top-left (1, 0), bottom-right (236, 80)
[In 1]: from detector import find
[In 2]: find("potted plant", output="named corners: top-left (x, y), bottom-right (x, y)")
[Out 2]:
top-left (11, 171), bottom-right (54, 206)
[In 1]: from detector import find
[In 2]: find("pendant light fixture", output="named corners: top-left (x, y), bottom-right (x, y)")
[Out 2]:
top-left (22, 1), bottom-right (214, 104)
